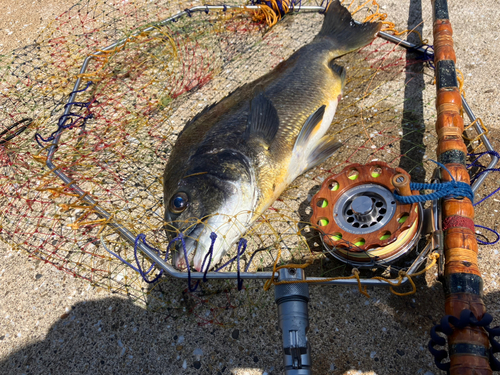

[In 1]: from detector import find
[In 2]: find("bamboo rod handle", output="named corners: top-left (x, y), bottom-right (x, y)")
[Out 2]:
top-left (433, 1), bottom-right (492, 373)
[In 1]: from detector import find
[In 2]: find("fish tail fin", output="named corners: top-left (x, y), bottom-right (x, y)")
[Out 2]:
top-left (315, 0), bottom-right (381, 55)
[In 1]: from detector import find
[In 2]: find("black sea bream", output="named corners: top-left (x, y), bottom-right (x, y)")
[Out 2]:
top-left (163, 0), bottom-right (381, 271)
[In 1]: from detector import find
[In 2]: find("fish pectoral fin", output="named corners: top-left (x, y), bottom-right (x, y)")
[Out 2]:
top-left (306, 136), bottom-right (343, 171)
top-left (245, 93), bottom-right (280, 146)
top-left (293, 105), bottom-right (326, 153)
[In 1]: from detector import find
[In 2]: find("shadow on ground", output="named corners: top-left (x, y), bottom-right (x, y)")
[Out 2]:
top-left (398, 0), bottom-right (427, 182)
top-left (3, 270), bottom-right (487, 375)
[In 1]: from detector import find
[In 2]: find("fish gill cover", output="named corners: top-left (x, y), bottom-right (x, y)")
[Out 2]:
top-left (0, 0), bottom-right (492, 320)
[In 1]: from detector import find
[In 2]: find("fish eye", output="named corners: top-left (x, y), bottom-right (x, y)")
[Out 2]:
top-left (169, 192), bottom-right (189, 214)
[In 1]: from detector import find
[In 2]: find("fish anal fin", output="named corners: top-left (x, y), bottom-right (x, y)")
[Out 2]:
top-left (246, 93), bottom-right (280, 146)
top-left (306, 136), bottom-right (343, 171)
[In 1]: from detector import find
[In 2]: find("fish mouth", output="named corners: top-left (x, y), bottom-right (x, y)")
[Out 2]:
top-left (169, 166), bottom-right (256, 272)
top-left (171, 220), bottom-right (229, 272)
top-left (171, 211), bottom-right (253, 272)
top-left (171, 222), bottom-right (205, 270)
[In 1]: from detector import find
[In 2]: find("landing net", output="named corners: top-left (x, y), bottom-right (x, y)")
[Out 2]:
top-left (0, 0), bottom-right (493, 317)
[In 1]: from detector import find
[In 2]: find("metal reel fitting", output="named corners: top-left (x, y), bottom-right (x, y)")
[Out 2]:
top-left (310, 162), bottom-right (420, 265)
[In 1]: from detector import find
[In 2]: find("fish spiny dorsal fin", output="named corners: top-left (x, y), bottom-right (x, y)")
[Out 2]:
top-left (245, 92), bottom-right (280, 146)
top-left (178, 100), bottom-right (219, 138)
top-left (293, 105), bottom-right (326, 154)
top-left (306, 136), bottom-right (343, 171)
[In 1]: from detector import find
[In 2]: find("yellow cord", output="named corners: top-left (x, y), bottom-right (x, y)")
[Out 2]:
top-left (455, 68), bottom-right (490, 152)
top-left (264, 248), bottom-right (439, 298)
top-left (371, 252), bottom-right (439, 296)
top-left (251, 0), bottom-right (389, 28)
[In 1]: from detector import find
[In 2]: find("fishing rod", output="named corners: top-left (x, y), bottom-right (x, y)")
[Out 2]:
top-left (428, 0), bottom-right (493, 373)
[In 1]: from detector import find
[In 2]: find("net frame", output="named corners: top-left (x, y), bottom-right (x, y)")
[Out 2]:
top-left (25, 3), bottom-right (495, 288)
top-left (0, 0), bottom-right (497, 302)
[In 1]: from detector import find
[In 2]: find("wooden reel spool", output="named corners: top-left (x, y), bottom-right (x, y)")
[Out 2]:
top-left (310, 162), bottom-right (422, 266)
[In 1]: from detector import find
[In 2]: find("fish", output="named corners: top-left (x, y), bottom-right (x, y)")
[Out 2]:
top-left (163, 0), bottom-right (381, 271)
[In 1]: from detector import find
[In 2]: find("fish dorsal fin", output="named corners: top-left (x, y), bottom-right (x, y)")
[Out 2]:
top-left (293, 105), bottom-right (326, 153)
top-left (306, 136), bottom-right (343, 171)
top-left (246, 93), bottom-right (280, 146)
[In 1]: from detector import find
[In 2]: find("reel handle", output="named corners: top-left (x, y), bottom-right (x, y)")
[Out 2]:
top-left (392, 173), bottom-right (411, 196)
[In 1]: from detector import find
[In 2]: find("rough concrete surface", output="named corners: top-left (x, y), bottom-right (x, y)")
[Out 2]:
top-left (1, 1), bottom-right (500, 375)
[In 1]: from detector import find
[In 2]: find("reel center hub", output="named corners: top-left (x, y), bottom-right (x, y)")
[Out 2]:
top-left (335, 184), bottom-right (396, 233)
top-left (351, 195), bottom-right (373, 217)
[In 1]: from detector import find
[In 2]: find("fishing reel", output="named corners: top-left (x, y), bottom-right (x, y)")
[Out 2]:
top-left (310, 162), bottom-right (423, 267)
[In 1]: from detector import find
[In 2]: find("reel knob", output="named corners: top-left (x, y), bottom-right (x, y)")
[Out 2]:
top-left (351, 195), bottom-right (375, 223)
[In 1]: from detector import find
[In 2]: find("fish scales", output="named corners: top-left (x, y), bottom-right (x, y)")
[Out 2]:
top-left (163, 0), bottom-right (382, 271)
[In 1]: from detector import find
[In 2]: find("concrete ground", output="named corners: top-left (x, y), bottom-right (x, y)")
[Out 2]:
top-left (1, 0), bottom-right (500, 374)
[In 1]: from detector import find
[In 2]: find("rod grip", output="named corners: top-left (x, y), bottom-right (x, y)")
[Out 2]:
top-left (433, 1), bottom-right (492, 373)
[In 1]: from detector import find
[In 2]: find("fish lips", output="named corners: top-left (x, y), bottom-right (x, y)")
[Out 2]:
top-left (169, 208), bottom-right (249, 272)
top-left (165, 195), bottom-right (217, 270)
top-left (170, 220), bottom-right (206, 270)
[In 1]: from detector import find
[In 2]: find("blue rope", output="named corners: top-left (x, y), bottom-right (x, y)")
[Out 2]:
top-left (133, 233), bottom-right (170, 284)
top-left (468, 151), bottom-right (500, 180)
top-left (468, 150), bottom-right (500, 167)
top-left (475, 225), bottom-right (500, 246)
top-left (236, 239), bottom-right (246, 290)
top-left (131, 232), bottom-right (211, 290)
top-left (181, 232), bottom-right (217, 292)
top-left (407, 42), bottom-right (434, 68)
top-left (467, 151), bottom-right (500, 206)
top-left (394, 180), bottom-right (474, 204)
top-left (212, 238), bottom-right (247, 290)
top-left (393, 160), bottom-right (474, 204)
top-left (420, 44), bottom-right (435, 69)
top-left (177, 232), bottom-right (248, 291)
top-left (114, 232), bottom-right (248, 291)
top-left (295, 0), bottom-right (302, 12)
top-left (428, 309), bottom-right (500, 371)
top-left (244, 245), bottom-right (268, 272)
top-left (180, 233), bottom-right (247, 291)
top-left (199, 232), bottom-right (217, 282)
top-left (473, 185), bottom-right (500, 207)
top-left (319, 0), bottom-right (330, 13)
top-left (104, 241), bottom-right (141, 274)
top-left (35, 81), bottom-right (94, 147)
top-left (215, 238), bottom-right (248, 272)
top-left (394, 159), bottom-right (500, 246)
